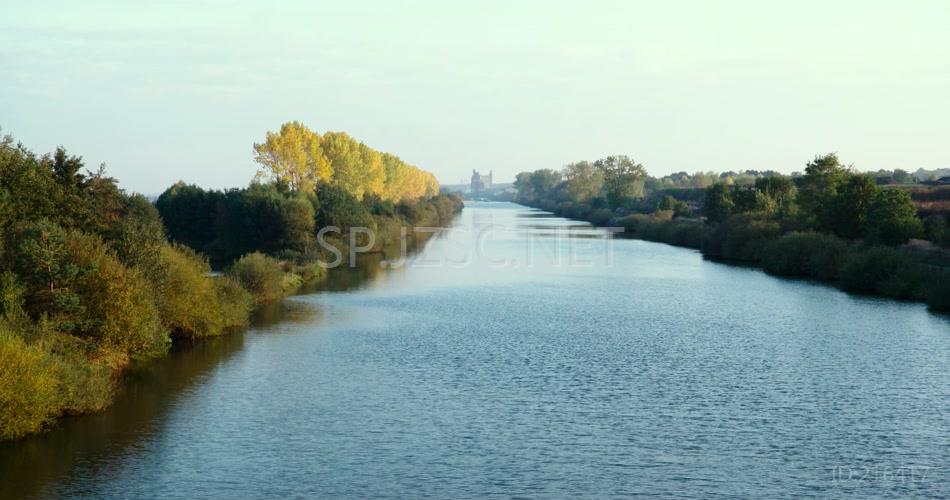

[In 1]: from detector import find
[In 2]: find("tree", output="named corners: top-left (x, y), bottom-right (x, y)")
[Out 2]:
top-left (357, 142), bottom-right (386, 199)
top-left (315, 183), bottom-right (374, 232)
top-left (50, 147), bottom-right (84, 189)
top-left (673, 200), bottom-right (692, 218)
top-left (866, 189), bottom-right (922, 245)
top-left (796, 153), bottom-right (849, 228)
top-left (595, 156), bottom-right (646, 208)
top-left (253, 121), bottom-right (331, 193)
top-left (513, 172), bottom-right (537, 203)
top-left (658, 195), bottom-right (677, 211)
top-left (703, 183), bottom-right (734, 223)
top-left (562, 161), bottom-right (604, 203)
top-left (279, 194), bottom-right (316, 253)
top-left (828, 174), bottom-right (878, 239)
top-left (156, 182), bottom-right (222, 252)
top-left (529, 169), bottom-right (562, 202)
top-left (321, 131), bottom-right (364, 199)
top-left (754, 175), bottom-right (796, 217)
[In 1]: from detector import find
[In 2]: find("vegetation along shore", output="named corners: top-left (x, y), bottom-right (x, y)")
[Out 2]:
top-left (511, 154), bottom-right (950, 312)
top-left (0, 122), bottom-right (462, 441)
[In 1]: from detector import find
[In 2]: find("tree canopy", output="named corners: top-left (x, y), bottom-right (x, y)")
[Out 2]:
top-left (254, 122), bottom-right (438, 201)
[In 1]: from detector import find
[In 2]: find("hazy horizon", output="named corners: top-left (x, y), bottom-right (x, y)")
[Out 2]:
top-left (3, 1), bottom-right (949, 193)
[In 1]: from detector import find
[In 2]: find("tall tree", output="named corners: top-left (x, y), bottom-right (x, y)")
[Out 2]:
top-left (796, 153), bottom-right (849, 229)
top-left (253, 121), bottom-right (331, 193)
top-left (562, 161), bottom-right (604, 203)
top-left (703, 183), bottom-right (734, 223)
top-left (595, 156), bottom-right (646, 208)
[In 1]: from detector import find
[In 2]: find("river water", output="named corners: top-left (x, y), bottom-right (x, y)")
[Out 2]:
top-left (2, 202), bottom-right (948, 498)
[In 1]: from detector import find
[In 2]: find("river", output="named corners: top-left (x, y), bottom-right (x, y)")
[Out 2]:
top-left (2, 202), bottom-right (948, 498)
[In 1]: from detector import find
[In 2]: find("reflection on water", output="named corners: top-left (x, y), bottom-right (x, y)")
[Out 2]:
top-left (1, 202), bottom-right (948, 499)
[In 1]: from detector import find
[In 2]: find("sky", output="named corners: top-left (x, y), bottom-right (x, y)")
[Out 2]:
top-left (2, 0), bottom-right (949, 194)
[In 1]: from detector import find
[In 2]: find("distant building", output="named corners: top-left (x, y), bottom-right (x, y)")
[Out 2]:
top-left (470, 169), bottom-right (493, 197)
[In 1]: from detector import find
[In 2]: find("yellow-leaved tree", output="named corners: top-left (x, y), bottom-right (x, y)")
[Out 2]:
top-left (253, 121), bottom-right (332, 192)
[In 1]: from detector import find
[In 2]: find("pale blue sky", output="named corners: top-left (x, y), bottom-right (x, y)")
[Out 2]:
top-left (2, 1), bottom-right (949, 193)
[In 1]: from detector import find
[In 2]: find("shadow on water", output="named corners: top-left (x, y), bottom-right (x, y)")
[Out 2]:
top-left (0, 218), bottom-right (455, 500)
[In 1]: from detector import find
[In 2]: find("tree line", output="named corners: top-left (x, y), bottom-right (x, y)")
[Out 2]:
top-left (513, 153), bottom-right (950, 312)
top-left (252, 121), bottom-right (439, 201)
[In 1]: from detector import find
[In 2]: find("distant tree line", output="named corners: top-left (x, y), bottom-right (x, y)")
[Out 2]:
top-left (514, 153), bottom-right (950, 312)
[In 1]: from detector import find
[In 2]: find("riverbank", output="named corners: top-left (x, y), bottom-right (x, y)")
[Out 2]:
top-left (0, 194), bottom-right (462, 442)
top-left (0, 128), bottom-right (462, 442)
top-left (522, 203), bottom-right (950, 313)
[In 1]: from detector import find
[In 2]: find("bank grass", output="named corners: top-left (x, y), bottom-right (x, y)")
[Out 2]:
top-left (840, 246), bottom-right (928, 300)
top-left (761, 232), bottom-right (849, 281)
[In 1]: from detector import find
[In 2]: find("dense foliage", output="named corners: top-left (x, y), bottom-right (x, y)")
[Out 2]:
top-left (0, 134), bottom-right (258, 439)
top-left (514, 153), bottom-right (950, 312)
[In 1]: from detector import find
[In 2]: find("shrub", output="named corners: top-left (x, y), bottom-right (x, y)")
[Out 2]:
top-left (840, 246), bottom-right (926, 299)
top-left (761, 232), bottom-right (849, 281)
top-left (0, 326), bottom-right (58, 440)
top-left (148, 245), bottom-right (251, 338)
top-left (212, 276), bottom-right (254, 330)
top-left (667, 223), bottom-right (704, 248)
top-left (228, 252), bottom-right (289, 303)
top-left (702, 216), bottom-right (780, 262)
top-left (41, 331), bottom-right (115, 414)
top-left (865, 188), bottom-right (923, 245)
top-left (587, 208), bottom-right (614, 226)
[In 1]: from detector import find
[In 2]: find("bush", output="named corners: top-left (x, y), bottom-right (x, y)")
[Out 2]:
top-left (41, 331), bottom-right (115, 414)
top-left (702, 216), bottom-right (780, 262)
top-left (148, 245), bottom-right (251, 338)
top-left (228, 252), bottom-right (289, 303)
top-left (667, 223), bottom-right (704, 248)
top-left (318, 184), bottom-right (375, 232)
top-left (617, 215), bottom-right (704, 249)
top-left (0, 326), bottom-right (58, 440)
top-left (840, 246), bottom-right (926, 299)
top-left (761, 232), bottom-right (849, 281)
top-left (587, 208), bottom-right (614, 226)
top-left (212, 276), bottom-right (255, 328)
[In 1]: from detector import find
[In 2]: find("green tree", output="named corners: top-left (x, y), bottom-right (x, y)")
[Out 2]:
top-left (529, 169), bottom-right (563, 202)
top-left (595, 156), bottom-right (646, 208)
top-left (155, 182), bottom-right (222, 252)
top-left (562, 161), bottom-right (604, 203)
top-left (796, 153), bottom-right (849, 229)
top-left (658, 195), bottom-right (677, 211)
top-left (513, 172), bottom-right (537, 203)
top-left (703, 183), bottom-right (734, 223)
top-left (828, 174), bottom-right (878, 239)
top-left (866, 188), bottom-right (922, 245)
top-left (673, 200), bottom-right (692, 218)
